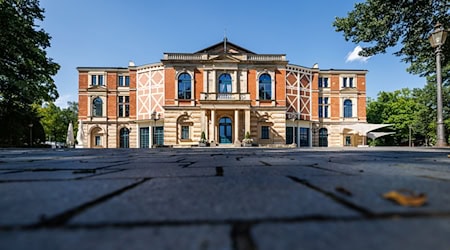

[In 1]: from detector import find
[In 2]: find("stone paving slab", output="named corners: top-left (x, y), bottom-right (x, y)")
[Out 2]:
top-left (0, 225), bottom-right (232, 250)
top-left (0, 179), bottom-right (139, 226)
top-left (1, 147), bottom-right (450, 250)
top-left (252, 218), bottom-right (450, 250)
top-left (71, 175), bottom-right (358, 225)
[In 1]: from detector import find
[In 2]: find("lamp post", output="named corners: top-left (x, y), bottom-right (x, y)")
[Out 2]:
top-left (28, 123), bottom-right (33, 147)
top-left (429, 23), bottom-right (448, 147)
top-left (150, 112), bottom-right (161, 147)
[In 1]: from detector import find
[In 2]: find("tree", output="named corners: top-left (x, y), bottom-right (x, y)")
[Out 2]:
top-left (37, 102), bottom-right (78, 144)
top-left (333, 0), bottom-right (450, 78)
top-left (367, 89), bottom-right (423, 145)
top-left (0, 0), bottom-right (60, 146)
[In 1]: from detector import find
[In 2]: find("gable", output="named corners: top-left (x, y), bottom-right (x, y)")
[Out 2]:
top-left (194, 39), bottom-right (256, 55)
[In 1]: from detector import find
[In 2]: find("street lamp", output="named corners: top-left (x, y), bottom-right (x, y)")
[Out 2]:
top-left (28, 123), bottom-right (33, 147)
top-left (150, 112), bottom-right (161, 147)
top-left (429, 23), bottom-right (448, 147)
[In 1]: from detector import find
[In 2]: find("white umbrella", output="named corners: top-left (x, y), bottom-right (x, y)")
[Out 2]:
top-left (66, 121), bottom-right (75, 148)
top-left (76, 120), bottom-right (84, 148)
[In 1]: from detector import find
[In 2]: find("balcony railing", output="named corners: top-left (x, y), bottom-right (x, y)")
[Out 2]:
top-left (200, 92), bottom-right (250, 101)
top-left (163, 53), bottom-right (286, 62)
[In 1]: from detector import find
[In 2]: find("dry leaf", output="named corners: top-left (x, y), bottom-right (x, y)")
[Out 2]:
top-left (382, 190), bottom-right (427, 207)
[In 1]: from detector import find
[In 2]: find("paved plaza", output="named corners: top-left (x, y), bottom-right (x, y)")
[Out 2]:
top-left (1, 147), bottom-right (450, 250)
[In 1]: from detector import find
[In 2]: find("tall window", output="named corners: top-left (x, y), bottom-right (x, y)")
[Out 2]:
top-left (181, 126), bottom-right (190, 140)
top-left (319, 97), bottom-right (329, 118)
top-left (319, 128), bottom-right (328, 147)
top-left (118, 96), bottom-right (130, 117)
top-left (299, 128), bottom-right (310, 147)
top-left (140, 127), bottom-right (149, 148)
top-left (119, 128), bottom-right (130, 148)
top-left (319, 77), bottom-right (329, 88)
top-left (95, 136), bottom-right (101, 146)
top-left (259, 73), bottom-right (272, 100)
top-left (343, 99), bottom-right (353, 118)
top-left (342, 77), bottom-right (354, 88)
top-left (93, 97), bottom-right (103, 117)
top-left (178, 73), bottom-right (191, 99)
top-left (91, 75), bottom-right (104, 86)
top-left (261, 126), bottom-right (270, 139)
top-left (218, 73), bottom-right (232, 93)
top-left (118, 75), bottom-right (130, 87)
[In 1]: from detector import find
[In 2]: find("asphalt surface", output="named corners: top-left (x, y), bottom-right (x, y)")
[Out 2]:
top-left (1, 147), bottom-right (450, 250)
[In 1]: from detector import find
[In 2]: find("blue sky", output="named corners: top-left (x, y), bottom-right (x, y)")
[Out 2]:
top-left (39, 0), bottom-right (427, 107)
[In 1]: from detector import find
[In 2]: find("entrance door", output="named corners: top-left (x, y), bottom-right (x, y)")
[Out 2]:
top-left (153, 126), bottom-right (164, 146)
top-left (219, 117), bottom-right (232, 144)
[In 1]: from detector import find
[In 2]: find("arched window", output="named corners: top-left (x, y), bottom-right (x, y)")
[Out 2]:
top-left (319, 128), bottom-right (328, 147)
top-left (178, 73), bottom-right (191, 99)
top-left (218, 74), bottom-right (232, 93)
top-left (93, 97), bottom-right (103, 117)
top-left (259, 73), bottom-right (272, 100)
top-left (119, 128), bottom-right (130, 148)
top-left (343, 99), bottom-right (352, 118)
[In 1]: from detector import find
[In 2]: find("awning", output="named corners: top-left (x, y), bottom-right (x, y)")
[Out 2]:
top-left (341, 123), bottom-right (393, 136)
top-left (367, 132), bottom-right (396, 139)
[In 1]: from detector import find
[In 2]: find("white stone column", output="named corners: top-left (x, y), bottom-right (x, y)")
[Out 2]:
top-left (210, 110), bottom-right (216, 143)
top-left (245, 110), bottom-right (250, 135)
top-left (234, 109), bottom-right (240, 144)
top-left (201, 110), bottom-right (206, 133)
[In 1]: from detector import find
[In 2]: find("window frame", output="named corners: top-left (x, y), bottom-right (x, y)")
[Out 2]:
top-left (258, 73), bottom-right (272, 100)
top-left (343, 99), bottom-right (353, 118)
top-left (118, 96), bottom-right (130, 117)
top-left (177, 73), bottom-right (192, 100)
top-left (118, 75), bottom-right (130, 87)
top-left (261, 126), bottom-right (270, 139)
top-left (318, 77), bottom-right (329, 88)
top-left (218, 73), bottom-right (232, 93)
top-left (181, 125), bottom-right (190, 140)
top-left (92, 97), bottom-right (103, 117)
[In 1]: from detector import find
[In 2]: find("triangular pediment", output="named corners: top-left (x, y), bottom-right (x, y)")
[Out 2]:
top-left (195, 39), bottom-right (256, 55)
top-left (208, 54), bottom-right (242, 62)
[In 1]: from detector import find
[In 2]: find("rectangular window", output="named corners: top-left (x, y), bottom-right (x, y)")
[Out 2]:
top-left (91, 75), bottom-right (104, 86)
top-left (140, 127), bottom-right (149, 148)
top-left (319, 77), bottom-right (328, 88)
top-left (95, 136), bottom-right (101, 146)
top-left (319, 97), bottom-right (329, 118)
top-left (342, 77), bottom-right (354, 88)
top-left (118, 96), bottom-right (130, 117)
top-left (299, 128), bottom-right (310, 147)
top-left (261, 126), bottom-right (270, 139)
top-left (119, 75), bottom-right (130, 87)
top-left (98, 75), bottom-right (104, 86)
top-left (181, 126), bottom-right (190, 140)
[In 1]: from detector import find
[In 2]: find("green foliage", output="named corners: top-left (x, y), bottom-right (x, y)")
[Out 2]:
top-left (334, 0), bottom-right (450, 78)
top-left (367, 84), bottom-right (450, 146)
top-left (36, 102), bottom-right (78, 143)
top-left (0, 0), bottom-right (60, 146)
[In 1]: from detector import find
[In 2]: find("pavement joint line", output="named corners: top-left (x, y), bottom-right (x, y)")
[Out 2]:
top-left (287, 175), bottom-right (375, 217)
top-left (215, 167), bottom-right (224, 176)
top-left (5, 211), bottom-right (450, 232)
top-left (180, 162), bottom-right (196, 168)
top-left (417, 175), bottom-right (450, 182)
top-left (301, 164), bottom-right (354, 176)
top-left (259, 161), bottom-right (272, 166)
top-left (26, 178), bottom-right (151, 229)
top-left (74, 169), bottom-right (127, 180)
top-left (231, 222), bottom-right (257, 250)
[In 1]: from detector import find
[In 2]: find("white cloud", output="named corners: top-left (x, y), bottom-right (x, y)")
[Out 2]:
top-left (346, 46), bottom-right (371, 63)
